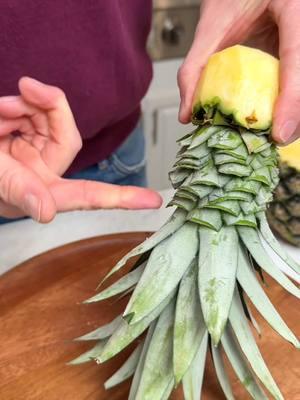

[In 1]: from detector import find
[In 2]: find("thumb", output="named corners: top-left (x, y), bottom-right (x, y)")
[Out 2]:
top-left (178, 0), bottom-right (239, 124)
top-left (178, 0), bottom-right (268, 124)
top-left (0, 152), bottom-right (57, 222)
top-left (271, 0), bottom-right (300, 143)
top-left (50, 178), bottom-right (163, 211)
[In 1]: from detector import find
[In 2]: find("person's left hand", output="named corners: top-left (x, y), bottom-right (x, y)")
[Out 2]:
top-left (0, 77), bottom-right (162, 222)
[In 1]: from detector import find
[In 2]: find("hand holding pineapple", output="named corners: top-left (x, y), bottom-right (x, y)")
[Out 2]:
top-left (178, 0), bottom-right (300, 144)
top-left (0, 78), bottom-right (161, 222)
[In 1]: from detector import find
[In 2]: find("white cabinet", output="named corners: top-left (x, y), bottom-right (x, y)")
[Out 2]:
top-left (144, 106), bottom-right (191, 189)
top-left (142, 59), bottom-right (191, 190)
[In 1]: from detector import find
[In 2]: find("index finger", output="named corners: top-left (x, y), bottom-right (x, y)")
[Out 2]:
top-left (50, 178), bottom-right (163, 211)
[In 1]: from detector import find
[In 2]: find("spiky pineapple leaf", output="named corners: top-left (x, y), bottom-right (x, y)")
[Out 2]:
top-left (229, 290), bottom-right (284, 400)
top-left (214, 152), bottom-right (247, 166)
top-left (237, 248), bottom-right (299, 347)
top-left (101, 208), bottom-right (187, 284)
top-left (176, 130), bottom-right (194, 146)
top-left (168, 196), bottom-right (195, 211)
top-left (238, 284), bottom-right (262, 336)
top-left (240, 200), bottom-right (264, 215)
top-left (68, 340), bottom-right (107, 365)
top-left (128, 322), bottom-right (156, 400)
top-left (182, 332), bottom-right (208, 400)
top-left (169, 168), bottom-right (190, 188)
top-left (246, 305), bottom-right (262, 336)
top-left (84, 263), bottom-right (146, 303)
top-left (175, 156), bottom-right (202, 169)
top-left (215, 142), bottom-right (248, 160)
top-left (175, 188), bottom-right (198, 202)
top-left (203, 199), bottom-right (241, 216)
top-left (104, 343), bottom-right (143, 389)
top-left (211, 344), bottom-right (235, 400)
top-left (221, 326), bottom-right (268, 399)
top-left (190, 158), bottom-right (220, 187)
top-left (199, 226), bottom-right (238, 345)
top-left (256, 186), bottom-right (273, 206)
top-left (135, 299), bottom-right (175, 400)
top-left (184, 142), bottom-right (210, 159)
top-left (161, 380), bottom-right (175, 400)
top-left (74, 315), bottom-right (122, 342)
top-left (238, 227), bottom-right (300, 298)
top-left (187, 208), bottom-right (222, 231)
top-left (225, 178), bottom-right (261, 195)
top-left (209, 190), bottom-right (253, 203)
top-left (173, 261), bottom-right (206, 383)
top-left (99, 290), bottom-right (176, 363)
top-left (123, 223), bottom-right (198, 324)
top-left (183, 182), bottom-right (212, 198)
top-left (188, 126), bottom-right (221, 149)
top-left (223, 212), bottom-right (257, 228)
top-left (240, 132), bottom-right (268, 153)
top-left (218, 163), bottom-right (252, 177)
top-left (207, 128), bottom-right (242, 150)
top-left (258, 213), bottom-right (300, 275)
top-left (248, 167), bottom-right (272, 186)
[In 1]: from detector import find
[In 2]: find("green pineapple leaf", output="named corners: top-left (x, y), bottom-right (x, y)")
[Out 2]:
top-left (104, 343), bottom-right (143, 389)
top-left (229, 290), bottom-right (284, 400)
top-left (182, 332), bottom-right (208, 400)
top-left (198, 226), bottom-right (238, 345)
top-left (173, 260), bottom-right (206, 383)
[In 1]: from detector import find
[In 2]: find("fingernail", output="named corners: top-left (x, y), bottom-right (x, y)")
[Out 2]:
top-left (24, 194), bottom-right (41, 221)
top-left (278, 120), bottom-right (298, 142)
top-left (123, 189), bottom-right (162, 209)
top-left (283, 131), bottom-right (299, 146)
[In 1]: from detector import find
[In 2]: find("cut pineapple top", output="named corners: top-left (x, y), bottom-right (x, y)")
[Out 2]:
top-left (71, 44), bottom-right (300, 400)
top-left (278, 139), bottom-right (300, 170)
top-left (193, 45), bottom-right (279, 130)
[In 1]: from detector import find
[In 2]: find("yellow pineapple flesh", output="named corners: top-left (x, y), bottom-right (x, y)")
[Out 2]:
top-left (193, 45), bottom-right (279, 130)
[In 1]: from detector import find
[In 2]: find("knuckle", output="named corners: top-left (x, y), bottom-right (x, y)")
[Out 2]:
top-left (281, 43), bottom-right (300, 63)
top-left (80, 180), bottom-right (95, 209)
top-left (0, 167), bottom-right (21, 204)
top-left (177, 64), bottom-right (189, 84)
top-left (73, 133), bottom-right (83, 153)
top-left (79, 180), bottom-right (119, 209)
top-left (283, 81), bottom-right (300, 105)
top-left (0, 200), bottom-right (24, 218)
top-left (51, 86), bottom-right (67, 107)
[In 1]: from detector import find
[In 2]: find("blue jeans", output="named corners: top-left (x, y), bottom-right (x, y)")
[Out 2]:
top-left (0, 123), bottom-right (146, 224)
top-left (70, 122), bottom-right (146, 186)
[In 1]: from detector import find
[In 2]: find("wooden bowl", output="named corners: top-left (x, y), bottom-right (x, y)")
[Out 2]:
top-left (0, 232), bottom-right (298, 399)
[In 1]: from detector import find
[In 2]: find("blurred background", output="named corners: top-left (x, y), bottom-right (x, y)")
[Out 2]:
top-left (143, 0), bottom-right (201, 190)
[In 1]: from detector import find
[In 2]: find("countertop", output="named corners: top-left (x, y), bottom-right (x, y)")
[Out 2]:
top-left (0, 189), bottom-right (299, 282)
top-left (0, 190), bottom-right (174, 275)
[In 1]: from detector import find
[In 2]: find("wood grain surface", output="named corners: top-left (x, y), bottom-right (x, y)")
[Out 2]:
top-left (0, 232), bottom-right (298, 400)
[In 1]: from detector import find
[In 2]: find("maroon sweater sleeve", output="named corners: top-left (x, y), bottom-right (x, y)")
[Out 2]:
top-left (0, 0), bottom-right (153, 174)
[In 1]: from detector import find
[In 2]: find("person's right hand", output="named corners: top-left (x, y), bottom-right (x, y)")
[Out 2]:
top-left (178, 0), bottom-right (300, 144)
top-left (0, 77), bottom-right (162, 222)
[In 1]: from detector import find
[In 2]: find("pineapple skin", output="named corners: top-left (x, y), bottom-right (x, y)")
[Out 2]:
top-left (193, 45), bottom-right (279, 130)
top-left (268, 140), bottom-right (300, 246)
